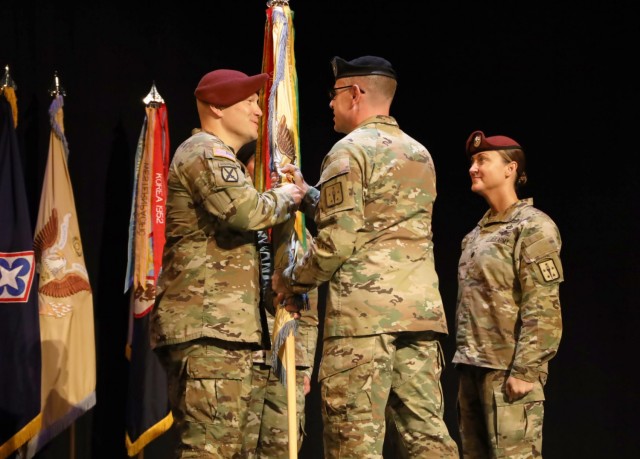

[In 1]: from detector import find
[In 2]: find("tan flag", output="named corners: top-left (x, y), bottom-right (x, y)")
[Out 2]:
top-left (25, 95), bottom-right (96, 457)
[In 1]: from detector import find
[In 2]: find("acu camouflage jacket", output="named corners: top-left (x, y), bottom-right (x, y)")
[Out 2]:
top-left (283, 115), bottom-right (449, 339)
top-left (453, 198), bottom-right (563, 382)
top-left (151, 132), bottom-right (297, 349)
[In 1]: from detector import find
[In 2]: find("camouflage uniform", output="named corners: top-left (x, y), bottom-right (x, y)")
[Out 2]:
top-left (282, 115), bottom-right (459, 458)
top-left (453, 198), bottom-right (563, 459)
top-left (150, 131), bottom-right (298, 458)
top-left (245, 230), bottom-right (319, 459)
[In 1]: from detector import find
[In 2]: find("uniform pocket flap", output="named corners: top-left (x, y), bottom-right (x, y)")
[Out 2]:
top-left (494, 383), bottom-right (545, 406)
top-left (186, 353), bottom-right (249, 380)
top-left (318, 339), bottom-right (373, 381)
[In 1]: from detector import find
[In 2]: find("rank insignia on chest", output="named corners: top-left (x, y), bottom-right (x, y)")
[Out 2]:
top-left (221, 166), bottom-right (239, 182)
top-left (323, 182), bottom-right (343, 207)
top-left (538, 259), bottom-right (560, 282)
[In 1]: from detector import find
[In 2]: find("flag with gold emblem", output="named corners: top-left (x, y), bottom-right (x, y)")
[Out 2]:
top-left (25, 94), bottom-right (96, 457)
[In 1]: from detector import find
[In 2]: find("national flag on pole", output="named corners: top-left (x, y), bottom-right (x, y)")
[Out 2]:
top-left (25, 94), bottom-right (96, 457)
top-left (123, 93), bottom-right (173, 456)
top-left (0, 85), bottom-right (42, 459)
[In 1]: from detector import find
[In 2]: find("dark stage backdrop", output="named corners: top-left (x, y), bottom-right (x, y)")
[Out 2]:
top-left (2, 1), bottom-right (638, 458)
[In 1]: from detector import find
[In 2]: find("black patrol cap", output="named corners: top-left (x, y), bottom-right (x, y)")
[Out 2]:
top-left (331, 56), bottom-right (397, 80)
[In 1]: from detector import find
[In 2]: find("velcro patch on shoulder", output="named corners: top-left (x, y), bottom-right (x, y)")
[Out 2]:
top-left (319, 173), bottom-right (354, 218)
top-left (537, 258), bottom-right (561, 282)
top-left (324, 181), bottom-right (344, 208)
top-left (212, 148), bottom-right (237, 161)
top-left (522, 232), bottom-right (563, 283)
top-left (522, 233), bottom-right (556, 262)
top-left (318, 157), bottom-right (350, 185)
top-left (219, 165), bottom-right (240, 183)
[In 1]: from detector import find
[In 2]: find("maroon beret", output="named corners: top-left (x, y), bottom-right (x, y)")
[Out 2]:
top-left (194, 69), bottom-right (269, 106)
top-left (465, 130), bottom-right (522, 157)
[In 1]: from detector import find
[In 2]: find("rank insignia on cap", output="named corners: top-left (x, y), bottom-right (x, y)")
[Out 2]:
top-left (221, 166), bottom-right (239, 182)
top-left (473, 134), bottom-right (482, 148)
top-left (538, 259), bottom-right (560, 282)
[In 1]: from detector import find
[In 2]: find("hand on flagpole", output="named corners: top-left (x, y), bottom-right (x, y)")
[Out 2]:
top-left (279, 163), bottom-right (309, 195)
top-left (272, 270), bottom-right (302, 319)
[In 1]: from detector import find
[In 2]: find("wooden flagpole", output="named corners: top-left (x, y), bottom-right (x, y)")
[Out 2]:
top-left (286, 333), bottom-right (297, 458)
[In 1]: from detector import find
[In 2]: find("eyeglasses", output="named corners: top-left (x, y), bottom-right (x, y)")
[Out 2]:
top-left (328, 85), bottom-right (365, 100)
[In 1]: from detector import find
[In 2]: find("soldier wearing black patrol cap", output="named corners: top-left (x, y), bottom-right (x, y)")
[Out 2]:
top-left (331, 55), bottom-right (397, 80)
top-left (272, 55), bottom-right (459, 457)
top-left (454, 130), bottom-right (563, 458)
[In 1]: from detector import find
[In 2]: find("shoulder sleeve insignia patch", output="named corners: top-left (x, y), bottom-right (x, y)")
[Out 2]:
top-left (323, 182), bottom-right (343, 208)
top-left (537, 258), bottom-right (560, 282)
top-left (221, 165), bottom-right (239, 183)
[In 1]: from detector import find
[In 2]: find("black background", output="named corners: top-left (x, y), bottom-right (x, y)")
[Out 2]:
top-left (2, 1), bottom-right (639, 458)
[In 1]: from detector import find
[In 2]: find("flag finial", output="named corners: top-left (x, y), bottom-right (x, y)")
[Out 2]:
top-left (143, 81), bottom-right (165, 106)
top-left (1, 65), bottom-right (17, 90)
top-left (49, 71), bottom-right (66, 97)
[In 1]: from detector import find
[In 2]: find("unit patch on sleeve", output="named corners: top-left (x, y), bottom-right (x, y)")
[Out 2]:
top-left (221, 166), bottom-right (239, 183)
top-left (538, 258), bottom-right (560, 282)
top-left (323, 182), bottom-right (343, 208)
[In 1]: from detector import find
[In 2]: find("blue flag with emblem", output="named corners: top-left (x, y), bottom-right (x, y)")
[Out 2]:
top-left (0, 87), bottom-right (42, 459)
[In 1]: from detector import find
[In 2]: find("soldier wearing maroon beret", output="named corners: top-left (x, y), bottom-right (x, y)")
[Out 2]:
top-left (453, 130), bottom-right (564, 458)
top-left (150, 68), bottom-right (304, 458)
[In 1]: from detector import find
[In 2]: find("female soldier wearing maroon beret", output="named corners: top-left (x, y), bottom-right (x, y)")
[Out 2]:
top-left (453, 131), bottom-right (564, 458)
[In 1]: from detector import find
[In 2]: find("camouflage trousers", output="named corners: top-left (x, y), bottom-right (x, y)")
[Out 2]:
top-left (456, 365), bottom-right (546, 459)
top-left (318, 332), bottom-right (459, 459)
top-left (244, 362), bottom-right (308, 459)
top-left (157, 339), bottom-right (255, 458)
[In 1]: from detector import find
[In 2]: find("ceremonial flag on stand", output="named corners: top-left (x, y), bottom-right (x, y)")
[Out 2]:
top-left (25, 92), bottom-right (96, 457)
top-left (0, 78), bottom-right (42, 459)
top-left (123, 85), bottom-right (173, 456)
top-left (259, 2), bottom-right (308, 456)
